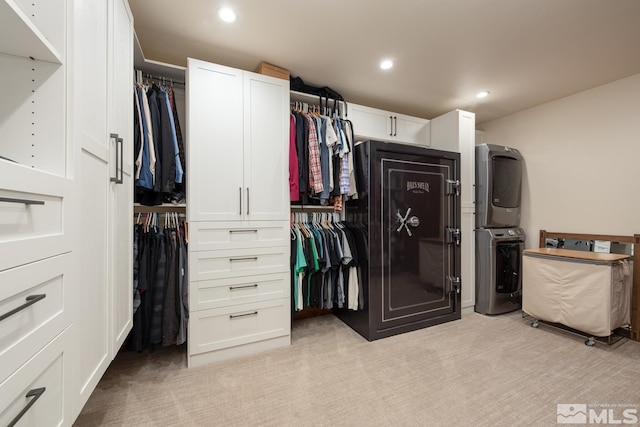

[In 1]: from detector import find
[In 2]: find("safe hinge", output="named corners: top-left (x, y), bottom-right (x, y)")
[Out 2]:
top-left (447, 276), bottom-right (461, 294)
top-left (445, 179), bottom-right (461, 196)
top-left (446, 227), bottom-right (461, 246)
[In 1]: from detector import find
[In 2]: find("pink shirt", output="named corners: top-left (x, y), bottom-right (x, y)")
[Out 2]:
top-left (289, 114), bottom-right (300, 201)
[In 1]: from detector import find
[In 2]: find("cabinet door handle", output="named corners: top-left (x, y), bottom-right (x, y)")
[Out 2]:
top-left (0, 294), bottom-right (46, 322)
top-left (7, 387), bottom-right (46, 427)
top-left (110, 133), bottom-right (123, 184)
top-left (389, 116), bottom-right (393, 136)
top-left (246, 187), bottom-right (250, 215)
top-left (229, 229), bottom-right (258, 234)
top-left (238, 187), bottom-right (242, 215)
top-left (229, 257), bottom-right (258, 262)
top-left (393, 116), bottom-right (397, 136)
top-left (229, 284), bottom-right (259, 290)
top-left (229, 311), bottom-right (258, 319)
top-left (117, 137), bottom-right (124, 184)
top-left (0, 197), bottom-right (45, 206)
top-left (109, 133), bottom-right (118, 182)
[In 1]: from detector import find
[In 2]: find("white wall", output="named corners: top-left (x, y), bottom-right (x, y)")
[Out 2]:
top-left (478, 73), bottom-right (640, 245)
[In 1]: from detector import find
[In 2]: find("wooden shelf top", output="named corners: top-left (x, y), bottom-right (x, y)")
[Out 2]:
top-left (524, 247), bottom-right (630, 262)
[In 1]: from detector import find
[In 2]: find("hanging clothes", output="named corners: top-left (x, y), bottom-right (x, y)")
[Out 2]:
top-left (289, 114), bottom-right (299, 202)
top-left (290, 212), bottom-right (366, 313)
top-left (289, 102), bottom-right (358, 208)
top-left (134, 79), bottom-right (186, 206)
top-left (128, 212), bottom-right (189, 352)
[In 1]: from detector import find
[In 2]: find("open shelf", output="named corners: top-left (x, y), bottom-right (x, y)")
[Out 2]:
top-left (0, 0), bottom-right (63, 63)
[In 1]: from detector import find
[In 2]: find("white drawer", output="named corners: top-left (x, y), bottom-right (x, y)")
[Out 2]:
top-left (0, 163), bottom-right (72, 272)
top-left (189, 298), bottom-right (290, 355)
top-left (0, 328), bottom-right (69, 427)
top-left (190, 247), bottom-right (289, 281)
top-left (190, 221), bottom-right (289, 251)
top-left (0, 254), bottom-right (71, 383)
top-left (191, 272), bottom-right (290, 310)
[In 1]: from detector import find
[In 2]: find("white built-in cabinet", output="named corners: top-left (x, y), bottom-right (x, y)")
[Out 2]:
top-left (348, 102), bottom-right (430, 145)
top-left (0, 0), bottom-right (73, 425)
top-left (186, 58), bottom-right (291, 367)
top-left (187, 60), bottom-right (289, 222)
top-left (430, 109), bottom-right (476, 312)
top-left (71, 0), bottom-right (133, 420)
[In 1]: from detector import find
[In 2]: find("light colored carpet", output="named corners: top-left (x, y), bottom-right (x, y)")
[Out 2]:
top-left (74, 311), bottom-right (640, 426)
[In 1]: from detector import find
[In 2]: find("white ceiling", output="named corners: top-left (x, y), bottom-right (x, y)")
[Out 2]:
top-left (129, 0), bottom-right (640, 124)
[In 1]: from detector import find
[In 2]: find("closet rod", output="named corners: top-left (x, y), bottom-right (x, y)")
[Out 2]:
top-left (290, 204), bottom-right (338, 211)
top-left (141, 72), bottom-right (185, 86)
top-left (134, 203), bottom-right (186, 214)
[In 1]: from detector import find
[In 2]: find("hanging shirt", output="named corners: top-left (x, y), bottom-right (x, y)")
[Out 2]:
top-left (289, 114), bottom-right (300, 201)
top-left (294, 228), bottom-right (307, 311)
top-left (140, 86), bottom-right (157, 184)
top-left (306, 114), bottom-right (323, 194)
top-left (168, 87), bottom-right (186, 177)
top-left (135, 87), bottom-right (153, 189)
top-left (323, 116), bottom-right (338, 192)
top-left (318, 117), bottom-right (332, 204)
top-left (337, 122), bottom-right (351, 195)
top-left (342, 120), bottom-right (358, 198)
top-left (159, 86), bottom-right (184, 184)
top-left (134, 89), bottom-right (145, 181)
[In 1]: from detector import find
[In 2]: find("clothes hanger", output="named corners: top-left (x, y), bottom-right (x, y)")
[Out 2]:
top-left (297, 212), bottom-right (310, 238)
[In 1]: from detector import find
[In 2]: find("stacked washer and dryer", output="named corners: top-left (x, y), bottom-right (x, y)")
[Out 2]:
top-left (474, 144), bottom-right (526, 315)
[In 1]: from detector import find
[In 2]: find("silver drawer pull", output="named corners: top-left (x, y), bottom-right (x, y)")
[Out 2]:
top-left (229, 311), bottom-right (258, 319)
top-left (8, 387), bottom-right (46, 427)
top-left (229, 284), bottom-right (259, 290)
top-left (229, 257), bottom-right (258, 262)
top-left (0, 294), bottom-right (46, 322)
top-left (0, 197), bottom-right (45, 206)
top-left (229, 229), bottom-right (258, 234)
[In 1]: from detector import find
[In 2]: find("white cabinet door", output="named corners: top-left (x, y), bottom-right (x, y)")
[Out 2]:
top-left (108, 0), bottom-right (133, 357)
top-left (188, 62), bottom-right (289, 222)
top-left (244, 72), bottom-right (289, 221)
top-left (394, 113), bottom-right (430, 146)
top-left (429, 109), bottom-right (476, 312)
top-left (429, 109), bottom-right (475, 207)
top-left (71, 0), bottom-right (111, 415)
top-left (348, 103), bottom-right (430, 145)
top-left (187, 59), bottom-right (244, 222)
top-left (348, 103), bottom-right (392, 140)
top-left (72, 0), bottom-right (134, 417)
top-left (461, 208), bottom-right (476, 310)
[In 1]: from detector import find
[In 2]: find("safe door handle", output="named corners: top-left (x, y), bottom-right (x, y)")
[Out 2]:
top-left (0, 294), bottom-right (46, 322)
top-left (7, 387), bottom-right (46, 427)
top-left (0, 197), bottom-right (45, 206)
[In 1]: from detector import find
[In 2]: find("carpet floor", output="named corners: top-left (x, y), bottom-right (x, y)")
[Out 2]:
top-left (74, 311), bottom-right (640, 426)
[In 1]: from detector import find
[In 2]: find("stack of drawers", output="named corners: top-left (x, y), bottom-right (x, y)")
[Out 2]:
top-left (0, 163), bottom-right (73, 425)
top-left (187, 221), bottom-right (291, 367)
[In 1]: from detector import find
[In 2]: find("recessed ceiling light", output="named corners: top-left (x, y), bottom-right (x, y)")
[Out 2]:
top-left (380, 59), bottom-right (394, 70)
top-left (476, 90), bottom-right (490, 98)
top-left (218, 7), bottom-right (237, 23)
